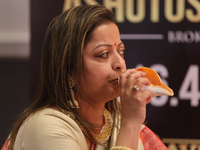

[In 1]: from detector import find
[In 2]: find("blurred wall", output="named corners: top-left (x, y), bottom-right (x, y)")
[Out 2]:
top-left (0, 0), bottom-right (30, 146)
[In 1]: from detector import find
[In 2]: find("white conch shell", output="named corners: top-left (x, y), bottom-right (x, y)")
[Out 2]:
top-left (140, 85), bottom-right (173, 97)
top-left (136, 67), bottom-right (174, 97)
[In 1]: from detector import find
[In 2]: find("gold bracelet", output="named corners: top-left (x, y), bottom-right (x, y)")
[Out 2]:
top-left (110, 146), bottom-right (133, 150)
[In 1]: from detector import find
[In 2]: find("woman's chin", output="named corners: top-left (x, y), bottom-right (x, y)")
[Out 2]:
top-left (112, 91), bottom-right (120, 99)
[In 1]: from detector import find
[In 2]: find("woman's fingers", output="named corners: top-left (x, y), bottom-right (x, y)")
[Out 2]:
top-left (120, 70), bottom-right (149, 92)
top-left (125, 72), bottom-right (143, 90)
top-left (119, 69), bottom-right (153, 124)
top-left (133, 77), bottom-right (151, 91)
top-left (119, 69), bottom-right (136, 89)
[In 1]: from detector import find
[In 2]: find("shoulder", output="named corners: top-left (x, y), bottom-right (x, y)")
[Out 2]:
top-left (23, 108), bottom-right (81, 136)
top-left (14, 108), bottom-right (87, 150)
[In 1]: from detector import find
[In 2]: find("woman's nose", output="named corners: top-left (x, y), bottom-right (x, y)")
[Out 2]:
top-left (112, 55), bottom-right (126, 72)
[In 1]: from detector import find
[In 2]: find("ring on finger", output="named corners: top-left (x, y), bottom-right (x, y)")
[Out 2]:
top-left (133, 84), bottom-right (140, 91)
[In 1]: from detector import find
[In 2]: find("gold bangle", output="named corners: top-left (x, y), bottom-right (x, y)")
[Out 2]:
top-left (110, 146), bottom-right (133, 150)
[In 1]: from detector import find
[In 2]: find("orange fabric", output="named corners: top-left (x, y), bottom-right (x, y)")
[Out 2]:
top-left (90, 119), bottom-right (105, 150)
top-left (1, 138), bottom-right (10, 150)
top-left (140, 126), bottom-right (168, 150)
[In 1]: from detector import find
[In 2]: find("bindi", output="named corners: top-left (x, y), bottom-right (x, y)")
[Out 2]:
top-left (114, 43), bottom-right (116, 46)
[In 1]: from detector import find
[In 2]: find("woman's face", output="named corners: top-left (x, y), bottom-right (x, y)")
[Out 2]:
top-left (82, 22), bottom-right (126, 103)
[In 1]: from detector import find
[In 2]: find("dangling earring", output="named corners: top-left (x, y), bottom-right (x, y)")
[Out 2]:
top-left (68, 77), bottom-right (79, 108)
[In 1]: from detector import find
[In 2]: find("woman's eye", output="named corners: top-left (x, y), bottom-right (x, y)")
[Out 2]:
top-left (119, 49), bottom-right (126, 56)
top-left (100, 52), bottom-right (109, 58)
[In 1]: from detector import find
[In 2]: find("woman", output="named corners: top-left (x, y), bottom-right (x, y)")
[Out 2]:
top-left (2, 4), bottom-right (168, 150)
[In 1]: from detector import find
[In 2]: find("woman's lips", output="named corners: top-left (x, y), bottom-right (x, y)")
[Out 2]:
top-left (112, 78), bottom-right (119, 84)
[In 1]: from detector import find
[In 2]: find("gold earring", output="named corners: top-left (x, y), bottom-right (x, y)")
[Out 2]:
top-left (68, 77), bottom-right (79, 108)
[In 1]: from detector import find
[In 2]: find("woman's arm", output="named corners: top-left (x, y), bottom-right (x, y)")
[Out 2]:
top-left (114, 69), bottom-right (152, 150)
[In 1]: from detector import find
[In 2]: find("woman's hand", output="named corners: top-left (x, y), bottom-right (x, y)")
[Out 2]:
top-left (115, 69), bottom-right (153, 149)
top-left (119, 69), bottom-right (153, 125)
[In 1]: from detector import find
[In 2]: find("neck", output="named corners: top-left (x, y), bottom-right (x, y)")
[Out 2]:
top-left (76, 97), bottom-right (105, 125)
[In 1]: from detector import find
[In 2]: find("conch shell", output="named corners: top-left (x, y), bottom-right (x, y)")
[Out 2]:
top-left (136, 67), bottom-right (174, 97)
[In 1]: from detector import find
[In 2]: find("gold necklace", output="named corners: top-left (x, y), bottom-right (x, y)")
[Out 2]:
top-left (58, 107), bottom-right (113, 144)
top-left (94, 109), bottom-right (113, 144)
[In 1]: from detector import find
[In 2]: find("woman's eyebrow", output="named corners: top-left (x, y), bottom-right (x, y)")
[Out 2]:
top-left (92, 44), bottom-right (112, 51)
top-left (92, 41), bottom-right (124, 51)
top-left (118, 42), bottom-right (123, 46)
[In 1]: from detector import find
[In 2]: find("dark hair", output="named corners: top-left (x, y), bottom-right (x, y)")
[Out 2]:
top-left (10, 5), bottom-right (121, 149)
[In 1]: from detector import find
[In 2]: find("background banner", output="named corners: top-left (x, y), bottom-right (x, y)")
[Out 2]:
top-left (31, 0), bottom-right (200, 149)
